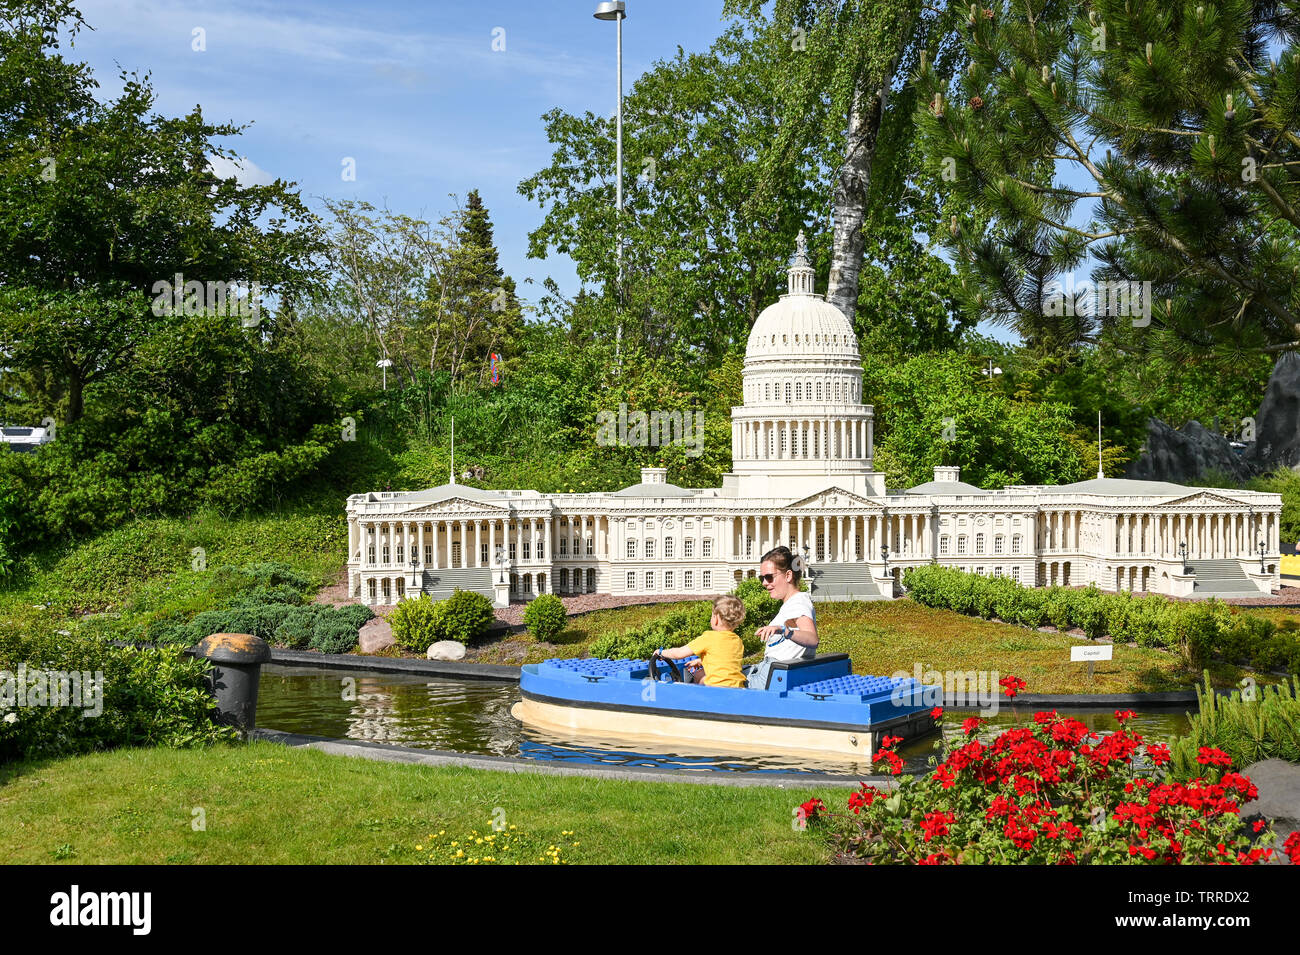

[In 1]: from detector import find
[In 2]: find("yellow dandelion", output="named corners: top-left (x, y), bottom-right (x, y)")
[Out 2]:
top-left (416, 845), bottom-right (424, 851)
top-left (455, 849), bottom-right (464, 858)
top-left (475, 838), bottom-right (483, 845)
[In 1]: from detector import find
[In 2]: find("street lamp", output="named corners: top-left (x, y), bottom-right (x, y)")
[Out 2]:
top-left (1258, 538), bottom-right (1268, 574)
top-left (409, 553), bottom-right (419, 594)
top-left (594, 1), bottom-right (626, 360)
top-left (377, 357), bottom-right (393, 391)
top-left (496, 544), bottom-right (506, 585)
top-left (1179, 541), bottom-right (1188, 575)
top-left (980, 358), bottom-right (1003, 382)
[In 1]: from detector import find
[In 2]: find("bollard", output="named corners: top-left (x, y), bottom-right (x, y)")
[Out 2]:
top-left (190, 632), bottom-right (272, 734)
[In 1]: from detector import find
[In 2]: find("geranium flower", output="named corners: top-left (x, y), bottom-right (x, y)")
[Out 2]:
top-left (1146, 743), bottom-right (1171, 766)
top-left (961, 717), bottom-right (983, 736)
top-left (920, 811), bottom-right (955, 842)
top-left (930, 707), bottom-right (943, 720)
top-left (999, 675), bottom-right (1027, 699)
top-left (1196, 747), bottom-right (1233, 767)
top-left (1114, 709), bottom-right (1136, 724)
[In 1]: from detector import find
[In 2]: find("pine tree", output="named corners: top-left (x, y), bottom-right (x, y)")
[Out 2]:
top-left (917, 0), bottom-right (1300, 359)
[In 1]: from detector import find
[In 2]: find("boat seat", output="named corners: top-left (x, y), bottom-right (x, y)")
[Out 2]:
top-left (747, 653), bottom-right (852, 691)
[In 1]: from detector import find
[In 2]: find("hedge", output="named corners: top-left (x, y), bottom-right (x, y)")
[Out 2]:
top-left (902, 565), bottom-right (1300, 674)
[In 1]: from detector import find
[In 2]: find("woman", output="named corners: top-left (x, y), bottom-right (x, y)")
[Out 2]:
top-left (747, 546), bottom-right (817, 688)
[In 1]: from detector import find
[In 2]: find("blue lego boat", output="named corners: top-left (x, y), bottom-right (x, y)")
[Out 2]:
top-left (512, 653), bottom-right (937, 762)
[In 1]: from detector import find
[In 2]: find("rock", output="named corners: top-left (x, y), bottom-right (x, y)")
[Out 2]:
top-left (1241, 758), bottom-right (1300, 863)
top-left (1125, 417), bottom-right (1250, 484)
top-left (357, 616), bottom-right (395, 654)
top-left (1245, 351), bottom-right (1300, 472)
top-left (426, 640), bottom-right (466, 661)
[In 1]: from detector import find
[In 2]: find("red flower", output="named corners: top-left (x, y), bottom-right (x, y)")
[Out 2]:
top-left (1196, 747), bottom-right (1233, 767)
top-left (999, 675), bottom-right (1026, 699)
top-left (799, 797), bottom-right (825, 820)
top-left (930, 707), bottom-right (944, 720)
top-left (1114, 709), bottom-right (1136, 724)
top-left (874, 749), bottom-right (904, 776)
top-left (880, 734), bottom-right (904, 750)
top-left (848, 784), bottom-right (881, 814)
top-left (1283, 831), bottom-right (1300, 865)
top-left (961, 717), bottom-right (983, 736)
top-left (1146, 743), bottom-right (1171, 766)
top-left (920, 811), bottom-right (955, 843)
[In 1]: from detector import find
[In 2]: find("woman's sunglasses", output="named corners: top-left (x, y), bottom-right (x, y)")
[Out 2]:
top-left (759, 573), bottom-right (787, 583)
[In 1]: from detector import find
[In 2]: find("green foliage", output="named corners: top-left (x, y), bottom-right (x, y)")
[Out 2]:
top-left (523, 594), bottom-right (567, 642)
top-left (0, 629), bottom-right (238, 762)
top-left (310, 618), bottom-right (359, 655)
top-left (1171, 673), bottom-right (1300, 779)
top-left (389, 594), bottom-right (445, 653)
top-left (902, 565), bottom-right (1300, 674)
top-left (589, 601), bottom-right (764, 660)
top-left (438, 589), bottom-right (496, 645)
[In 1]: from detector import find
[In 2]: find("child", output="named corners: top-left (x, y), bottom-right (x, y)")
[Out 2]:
top-left (656, 595), bottom-right (747, 688)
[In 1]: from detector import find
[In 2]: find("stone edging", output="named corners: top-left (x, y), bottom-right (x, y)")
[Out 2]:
top-left (250, 727), bottom-right (875, 789)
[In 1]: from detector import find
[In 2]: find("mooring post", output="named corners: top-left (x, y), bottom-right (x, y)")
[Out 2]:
top-left (190, 632), bottom-right (272, 735)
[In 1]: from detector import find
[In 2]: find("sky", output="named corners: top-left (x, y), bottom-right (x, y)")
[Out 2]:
top-left (67, 0), bottom-right (735, 309)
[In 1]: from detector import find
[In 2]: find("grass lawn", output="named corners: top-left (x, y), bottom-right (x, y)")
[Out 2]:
top-left (0, 742), bottom-right (839, 865)
top-left (473, 598), bottom-right (1250, 694)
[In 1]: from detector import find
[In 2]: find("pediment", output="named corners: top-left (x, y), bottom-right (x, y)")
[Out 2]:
top-left (786, 487), bottom-right (882, 510)
top-left (1159, 492), bottom-right (1251, 509)
top-left (397, 497), bottom-right (511, 516)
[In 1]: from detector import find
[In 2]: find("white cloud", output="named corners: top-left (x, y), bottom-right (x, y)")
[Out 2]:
top-left (207, 153), bottom-right (276, 186)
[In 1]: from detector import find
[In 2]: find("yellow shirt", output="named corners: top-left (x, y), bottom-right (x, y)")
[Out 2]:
top-left (686, 629), bottom-right (746, 688)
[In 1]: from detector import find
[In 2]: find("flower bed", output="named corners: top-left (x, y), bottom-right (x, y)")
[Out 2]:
top-left (799, 675), bottom-right (1300, 865)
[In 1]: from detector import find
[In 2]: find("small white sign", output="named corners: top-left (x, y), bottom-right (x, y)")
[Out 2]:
top-left (1071, 645), bottom-right (1113, 662)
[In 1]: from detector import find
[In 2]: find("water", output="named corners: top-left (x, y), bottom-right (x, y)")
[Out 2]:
top-left (256, 664), bottom-right (1194, 778)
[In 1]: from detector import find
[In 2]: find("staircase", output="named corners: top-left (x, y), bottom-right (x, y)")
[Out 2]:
top-left (420, 567), bottom-right (496, 601)
top-left (806, 562), bottom-right (887, 601)
top-left (1186, 559), bottom-right (1262, 599)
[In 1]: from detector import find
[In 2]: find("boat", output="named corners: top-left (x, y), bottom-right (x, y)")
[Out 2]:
top-left (512, 653), bottom-right (938, 762)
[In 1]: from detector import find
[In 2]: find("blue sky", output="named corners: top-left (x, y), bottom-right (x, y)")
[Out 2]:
top-left (69, 0), bottom-right (734, 309)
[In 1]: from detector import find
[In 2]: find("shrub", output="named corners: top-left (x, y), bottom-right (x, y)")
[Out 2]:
top-left (390, 594), bottom-right (446, 653)
top-left (334, 603), bottom-right (375, 632)
top-left (1170, 672), bottom-right (1300, 777)
top-left (809, 683), bottom-right (1282, 864)
top-left (438, 589), bottom-right (496, 645)
top-left (273, 610), bottom-right (317, 650)
top-left (523, 594), bottom-right (567, 642)
top-left (0, 630), bottom-right (238, 762)
top-left (311, 619), bottom-right (359, 655)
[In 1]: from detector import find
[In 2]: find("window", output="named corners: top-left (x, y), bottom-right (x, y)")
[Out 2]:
top-left (537, 539), bottom-right (544, 559)
top-left (1012, 535), bottom-right (1021, 554)
top-left (560, 538), bottom-right (568, 556)
top-left (994, 566), bottom-right (1003, 577)
top-left (665, 538), bottom-right (674, 558)
top-left (509, 541), bottom-right (517, 561)
top-left (450, 542), bottom-right (460, 566)
top-left (481, 543), bottom-right (488, 565)
top-left (626, 571), bottom-right (636, 590)
top-left (665, 571), bottom-right (674, 589)
top-left (855, 534), bottom-right (862, 560)
top-left (586, 537), bottom-right (594, 556)
top-left (785, 382), bottom-right (791, 402)
top-left (940, 536), bottom-right (949, 555)
top-left (645, 571), bottom-right (655, 590)
top-left (957, 536), bottom-right (967, 555)
top-left (975, 534), bottom-right (985, 555)
top-left (816, 382), bottom-right (823, 401)
top-left (994, 536), bottom-right (1004, 554)
top-left (572, 536), bottom-right (579, 556)
top-left (586, 569), bottom-right (595, 591)
top-left (703, 571), bottom-right (712, 589)
top-left (684, 539), bottom-right (694, 558)
top-left (744, 536), bottom-right (753, 558)
top-left (382, 544), bottom-right (390, 564)
top-left (764, 383), bottom-right (770, 401)
top-left (976, 566), bottom-right (985, 576)
top-left (396, 545), bottom-right (404, 565)
top-left (685, 570), bottom-right (694, 590)
top-left (559, 569), bottom-right (568, 590)
top-left (796, 382), bottom-right (802, 401)
top-left (522, 540), bottom-right (531, 560)
top-left (368, 545), bottom-right (376, 564)
top-left (816, 534), bottom-right (825, 562)
top-left (703, 539), bottom-right (713, 557)
top-left (645, 540), bottom-right (655, 559)
top-left (627, 539), bottom-right (636, 559)
top-left (1011, 566), bottom-right (1021, 582)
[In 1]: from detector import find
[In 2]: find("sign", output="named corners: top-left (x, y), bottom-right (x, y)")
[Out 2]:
top-left (1071, 645), bottom-right (1113, 662)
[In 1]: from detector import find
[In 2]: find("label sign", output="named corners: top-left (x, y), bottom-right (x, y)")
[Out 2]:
top-left (1071, 645), bottom-right (1113, 662)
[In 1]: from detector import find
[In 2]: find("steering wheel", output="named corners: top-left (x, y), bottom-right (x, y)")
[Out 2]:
top-left (648, 651), bottom-right (683, 683)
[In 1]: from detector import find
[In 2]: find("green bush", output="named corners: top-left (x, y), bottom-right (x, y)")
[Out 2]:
top-left (1170, 673), bottom-right (1300, 779)
top-left (0, 630), bottom-right (238, 762)
top-left (334, 603), bottom-right (375, 632)
top-left (390, 594), bottom-right (448, 653)
top-left (311, 619), bottom-right (359, 655)
top-left (589, 601), bottom-right (758, 660)
top-left (439, 589), bottom-right (496, 645)
top-left (273, 610), bottom-right (317, 650)
top-left (523, 594), bottom-right (567, 641)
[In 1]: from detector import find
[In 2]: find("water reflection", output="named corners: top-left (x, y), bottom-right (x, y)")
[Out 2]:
top-left (257, 665), bottom-right (1193, 777)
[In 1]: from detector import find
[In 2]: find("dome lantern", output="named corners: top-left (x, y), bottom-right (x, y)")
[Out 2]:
top-left (787, 230), bottom-right (815, 296)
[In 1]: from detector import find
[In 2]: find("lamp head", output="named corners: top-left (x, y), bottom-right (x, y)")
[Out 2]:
top-left (594, 1), bottom-right (626, 19)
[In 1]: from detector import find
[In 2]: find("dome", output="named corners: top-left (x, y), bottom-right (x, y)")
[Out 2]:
top-left (745, 231), bottom-right (859, 363)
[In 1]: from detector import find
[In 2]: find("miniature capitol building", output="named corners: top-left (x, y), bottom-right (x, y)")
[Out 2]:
top-left (346, 235), bottom-right (1282, 607)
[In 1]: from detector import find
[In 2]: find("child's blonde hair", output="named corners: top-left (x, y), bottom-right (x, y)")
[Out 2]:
top-left (711, 594), bottom-right (746, 630)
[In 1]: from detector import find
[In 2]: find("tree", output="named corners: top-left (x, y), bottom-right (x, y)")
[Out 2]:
top-left (0, 0), bottom-right (322, 425)
top-left (917, 0), bottom-right (1300, 358)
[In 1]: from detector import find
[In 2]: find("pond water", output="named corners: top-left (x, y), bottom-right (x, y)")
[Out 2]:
top-left (256, 664), bottom-right (1195, 778)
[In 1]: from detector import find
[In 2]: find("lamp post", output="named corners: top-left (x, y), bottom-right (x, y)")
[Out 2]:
top-left (1258, 538), bottom-right (1268, 574)
top-left (594, 1), bottom-right (627, 361)
top-left (377, 357), bottom-right (393, 391)
top-left (1179, 541), bottom-right (1188, 575)
top-left (980, 358), bottom-right (1003, 382)
top-left (408, 553), bottom-right (419, 596)
top-left (496, 544), bottom-right (506, 585)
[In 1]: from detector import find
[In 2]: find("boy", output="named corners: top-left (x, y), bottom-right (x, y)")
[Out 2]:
top-left (655, 594), bottom-right (747, 688)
